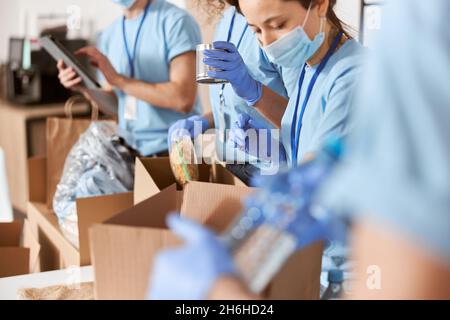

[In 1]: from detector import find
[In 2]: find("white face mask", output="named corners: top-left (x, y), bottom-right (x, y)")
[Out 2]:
top-left (263, 4), bottom-right (326, 68)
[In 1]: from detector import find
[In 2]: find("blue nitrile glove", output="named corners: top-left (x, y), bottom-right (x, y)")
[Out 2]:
top-left (228, 113), bottom-right (287, 164)
top-left (204, 41), bottom-right (262, 106)
top-left (246, 139), bottom-right (347, 250)
top-left (167, 115), bottom-right (209, 150)
top-left (148, 214), bottom-right (237, 300)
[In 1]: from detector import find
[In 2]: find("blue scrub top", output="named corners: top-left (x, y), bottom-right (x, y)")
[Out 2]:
top-left (320, 0), bottom-right (450, 262)
top-left (210, 7), bottom-right (302, 163)
top-left (281, 39), bottom-right (365, 166)
top-left (98, 0), bottom-right (202, 156)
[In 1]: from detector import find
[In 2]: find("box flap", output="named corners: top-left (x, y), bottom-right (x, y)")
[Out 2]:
top-left (27, 202), bottom-right (80, 268)
top-left (0, 221), bottom-right (23, 247)
top-left (90, 224), bottom-right (181, 300)
top-left (134, 158), bottom-right (213, 205)
top-left (77, 192), bottom-right (134, 266)
top-left (267, 241), bottom-right (324, 300)
top-left (212, 163), bottom-right (247, 187)
top-left (27, 157), bottom-right (47, 203)
top-left (22, 219), bottom-right (41, 274)
top-left (107, 185), bottom-right (179, 229)
top-left (0, 248), bottom-right (30, 278)
top-left (180, 182), bottom-right (255, 233)
top-left (134, 157), bottom-right (176, 204)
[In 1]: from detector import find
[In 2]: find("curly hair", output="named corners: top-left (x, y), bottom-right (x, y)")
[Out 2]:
top-left (195, 0), bottom-right (228, 17)
top-left (224, 0), bottom-right (351, 38)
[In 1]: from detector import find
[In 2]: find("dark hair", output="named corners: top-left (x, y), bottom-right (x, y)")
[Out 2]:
top-left (224, 0), bottom-right (351, 38)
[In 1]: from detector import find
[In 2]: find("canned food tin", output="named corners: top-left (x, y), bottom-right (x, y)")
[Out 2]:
top-left (196, 44), bottom-right (229, 84)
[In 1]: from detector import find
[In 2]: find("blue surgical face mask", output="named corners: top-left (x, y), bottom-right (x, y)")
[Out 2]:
top-left (263, 4), bottom-right (325, 68)
top-left (111, 0), bottom-right (136, 9)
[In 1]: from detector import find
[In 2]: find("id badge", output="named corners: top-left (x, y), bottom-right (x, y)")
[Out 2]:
top-left (124, 96), bottom-right (138, 121)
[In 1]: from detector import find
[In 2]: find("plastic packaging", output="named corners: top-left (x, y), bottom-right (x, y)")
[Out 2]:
top-left (53, 122), bottom-right (135, 248)
top-left (169, 136), bottom-right (199, 186)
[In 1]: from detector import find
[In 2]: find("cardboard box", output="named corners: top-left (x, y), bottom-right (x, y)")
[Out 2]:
top-left (90, 182), bottom-right (255, 300)
top-left (25, 156), bottom-right (235, 270)
top-left (134, 157), bottom-right (246, 205)
top-left (27, 157), bottom-right (133, 270)
top-left (91, 158), bottom-right (323, 300)
top-left (0, 220), bottom-right (40, 278)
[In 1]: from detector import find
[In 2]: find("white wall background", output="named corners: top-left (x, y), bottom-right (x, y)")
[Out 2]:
top-left (336, 0), bottom-right (361, 37)
top-left (0, 0), bottom-right (185, 62)
top-left (0, 0), bottom-right (361, 62)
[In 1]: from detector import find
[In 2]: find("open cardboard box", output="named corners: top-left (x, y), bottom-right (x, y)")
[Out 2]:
top-left (91, 157), bottom-right (323, 300)
top-left (27, 157), bottom-right (133, 270)
top-left (134, 157), bottom-right (247, 205)
top-left (25, 155), bottom-right (245, 270)
top-left (0, 220), bottom-right (40, 278)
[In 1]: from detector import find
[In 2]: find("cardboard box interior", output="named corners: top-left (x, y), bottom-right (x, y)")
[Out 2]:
top-left (0, 220), bottom-right (40, 278)
top-left (134, 157), bottom-right (246, 205)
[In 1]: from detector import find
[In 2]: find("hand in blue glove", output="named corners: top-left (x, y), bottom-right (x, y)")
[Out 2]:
top-left (148, 214), bottom-right (237, 300)
top-left (204, 41), bottom-right (262, 106)
top-left (228, 113), bottom-right (286, 164)
top-left (168, 115), bottom-right (209, 150)
top-left (245, 139), bottom-right (346, 250)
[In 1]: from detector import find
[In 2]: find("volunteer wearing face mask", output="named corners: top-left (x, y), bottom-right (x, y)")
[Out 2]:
top-left (168, 0), bottom-right (301, 185)
top-left (57, 0), bottom-right (202, 157)
top-left (219, 0), bottom-right (364, 167)
top-left (149, 0), bottom-right (450, 300)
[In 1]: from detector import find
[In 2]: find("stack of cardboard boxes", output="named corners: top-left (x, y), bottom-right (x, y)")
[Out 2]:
top-left (26, 146), bottom-right (323, 299)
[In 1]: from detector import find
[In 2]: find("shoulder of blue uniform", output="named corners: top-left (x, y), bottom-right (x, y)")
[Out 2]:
top-left (96, 18), bottom-right (122, 48)
top-left (157, 0), bottom-right (198, 24)
top-left (327, 40), bottom-right (366, 81)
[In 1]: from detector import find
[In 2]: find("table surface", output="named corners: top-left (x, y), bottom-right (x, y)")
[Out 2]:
top-left (0, 266), bottom-right (94, 300)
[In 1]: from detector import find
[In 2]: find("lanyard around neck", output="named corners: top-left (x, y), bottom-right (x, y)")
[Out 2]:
top-left (219, 10), bottom-right (249, 97)
top-left (122, 3), bottom-right (150, 78)
top-left (290, 32), bottom-right (343, 166)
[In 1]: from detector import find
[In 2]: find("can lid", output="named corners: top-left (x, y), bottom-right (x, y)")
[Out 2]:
top-left (197, 43), bottom-right (214, 51)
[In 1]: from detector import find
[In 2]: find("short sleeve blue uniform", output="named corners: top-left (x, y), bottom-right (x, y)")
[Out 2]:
top-left (210, 7), bottom-right (302, 163)
top-left (281, 39), bottom-right (365, 167)
top-left (98, 0), bottom-right (202, 156)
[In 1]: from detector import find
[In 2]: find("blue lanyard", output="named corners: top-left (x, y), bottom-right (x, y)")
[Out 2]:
top-left (290, 32), bottom-right (343, 165)
top-left (122, 3), bottom-right (150, 78)
top-left (220, 10), bottom-right (249, 94)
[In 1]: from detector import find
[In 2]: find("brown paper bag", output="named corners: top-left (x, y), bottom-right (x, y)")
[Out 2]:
top-left (46, 95), bottom-right (99, 208)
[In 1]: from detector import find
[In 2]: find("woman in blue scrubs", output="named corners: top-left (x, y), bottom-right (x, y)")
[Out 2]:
top-left (168, 2), bottom-right (301, 185)
top-left (57, 0), bottom-right (202, 157)
top-left (218, 0), bottom-right (365, 168)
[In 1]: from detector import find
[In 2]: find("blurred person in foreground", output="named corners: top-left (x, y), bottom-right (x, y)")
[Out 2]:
top-left (149, 0), bottom-right (450, 300)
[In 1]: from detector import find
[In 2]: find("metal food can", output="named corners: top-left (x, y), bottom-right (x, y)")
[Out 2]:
top-left (196, 44), bottom-right (229, 84)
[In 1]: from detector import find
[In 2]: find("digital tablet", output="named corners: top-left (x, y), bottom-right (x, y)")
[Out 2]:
top-left (39, 35), bottom-right (101, 89)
